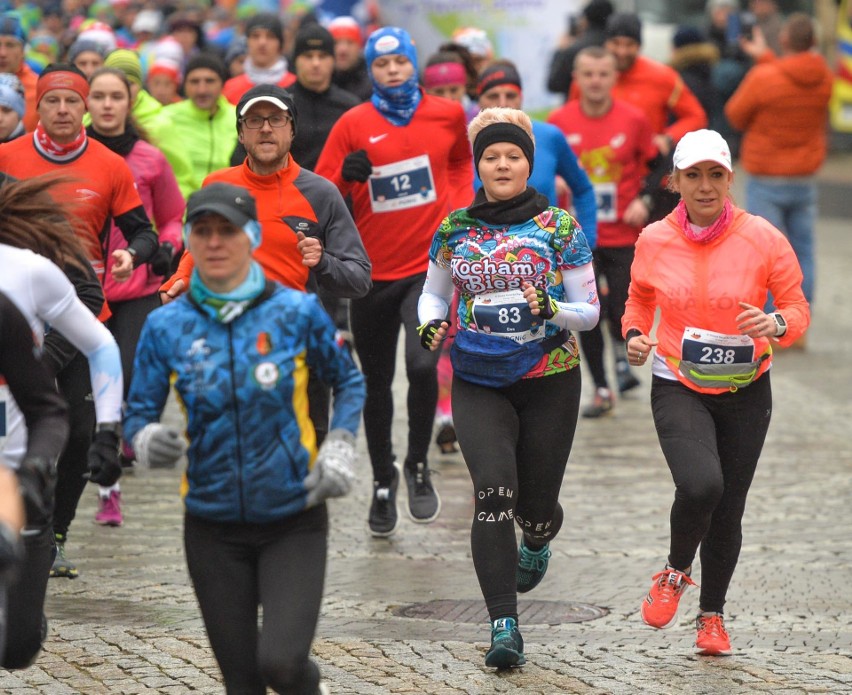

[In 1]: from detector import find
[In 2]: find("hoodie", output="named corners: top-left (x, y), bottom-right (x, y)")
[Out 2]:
top-left (725, 51), bottom-right (833, 176)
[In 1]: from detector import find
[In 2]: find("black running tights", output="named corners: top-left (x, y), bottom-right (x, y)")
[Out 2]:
top-left (453, 368), bottom-right (581, 622)
top-left (650, 374), bottom-right (772, 613)
top-left (184, 505), bottom-right (328, 695)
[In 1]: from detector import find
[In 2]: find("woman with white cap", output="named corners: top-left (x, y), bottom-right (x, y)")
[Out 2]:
top-left (623, 129), bottom-right (809, 655)
top-left (124, 182), bottom-right (364, 694)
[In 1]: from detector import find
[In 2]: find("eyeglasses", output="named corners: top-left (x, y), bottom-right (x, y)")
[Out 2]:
top-left (240, 114), bottom-right (291, 129)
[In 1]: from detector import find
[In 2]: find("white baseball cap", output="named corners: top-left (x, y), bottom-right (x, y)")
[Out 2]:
top-left (672, 129), bottom-right (732, 172)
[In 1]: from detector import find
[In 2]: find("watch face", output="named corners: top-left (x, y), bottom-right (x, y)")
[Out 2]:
top-left (775, 314), bottom-right (787, 327)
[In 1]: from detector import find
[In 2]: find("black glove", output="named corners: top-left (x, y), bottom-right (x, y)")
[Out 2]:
top-left (533, 287), bottom-right (559, 320)
top-left (149, 242), bottom-right (175, 277)
top-left (0, 522), bottom-right (23, 584)
top-left (17, 456), bottom-right (56, 530)
top-left (418, 319), bottom-right (446, 351)
top-left (341, 149), bottom-right (373, 183)
top-left (86, 429), bottom-right (122, 487)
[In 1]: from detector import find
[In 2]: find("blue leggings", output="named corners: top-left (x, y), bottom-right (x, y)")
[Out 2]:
top-left (651, 374), bottom-right (772, 613)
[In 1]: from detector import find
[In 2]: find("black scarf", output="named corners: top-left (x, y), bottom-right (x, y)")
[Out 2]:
top-left (86, 124), bottom-right (140, 157)
top-left (466, 186), bottom-right (550, 226)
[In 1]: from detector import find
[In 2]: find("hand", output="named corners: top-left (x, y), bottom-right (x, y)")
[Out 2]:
top-left (110, 249), bottom-right (134, 282)
top-left (739, 25), bottom-right (769, 60)
top-left (16, 456), bottom-right (56, 530)
top-left (303, 429), bottom-right (356, 507)
top-left (418, 319), bottom-right (449, 351)
top-left (626, 334), bottom-right (658, 366)
top-left (653, 133), bottom-right (673, 157)
top-left (736, 301), bottom-right (777, 339)
top-left (86, 429), bottom-right (122, 486)
top-left (296, 231), bottom-right (323, 267)
top-left (160, 278), bottom-right (186, 305)
top-left (149, 242), bottom-right (175, 277)
top-left (133, 423), bottom-right (187, 469)
top-left (522, 282), bottom-right (558, 319)
top-left (623, 196), bottom-right (651, 227)
top-left (341, 149), bottom-right (372, 183)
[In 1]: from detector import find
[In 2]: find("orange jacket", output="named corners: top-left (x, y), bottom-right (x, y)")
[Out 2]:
top-left (725, 51), bottom-right (833, 176)
top-left (622, 207), bottom-right (810, 394)
top-left (18, 62), bottom-right (38, 132)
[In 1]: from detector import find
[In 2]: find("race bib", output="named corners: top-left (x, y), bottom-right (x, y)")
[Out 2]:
top-left (593, 182), bottom-right (617, 223)
top-left (368, 154), bottom-right (436, 213)
top-left (471, 290), bottom-right (547, 344)
top-left (681, 327), bottom-right (755, 364)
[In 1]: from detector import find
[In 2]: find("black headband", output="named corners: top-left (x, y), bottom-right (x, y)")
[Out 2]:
top-left (473, 122), bottom-right (534, 176)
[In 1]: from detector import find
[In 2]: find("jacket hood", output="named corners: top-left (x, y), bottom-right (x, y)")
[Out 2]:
top-left (670, 42), bottom-right (719, 71)
top-left (778, 52), bottom-right (833, 88)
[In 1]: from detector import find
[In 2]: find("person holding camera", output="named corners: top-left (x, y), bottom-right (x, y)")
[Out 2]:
top-left (124, 182), bottom-right (365, 694)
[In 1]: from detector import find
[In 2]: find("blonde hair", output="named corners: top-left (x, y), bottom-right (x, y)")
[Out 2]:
top-left (467, 107), bottom-right (534, 148)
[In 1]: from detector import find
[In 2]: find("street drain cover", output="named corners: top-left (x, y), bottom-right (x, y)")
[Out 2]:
top-left (392, 599), bottom-right (608, 625)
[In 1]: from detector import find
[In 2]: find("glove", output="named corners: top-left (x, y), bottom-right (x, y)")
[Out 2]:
top-left (133, 423), bottom-right (187, 469)
top-left (341, 149), bottom-right (373, 183)
top-left (418, 319), bottom-right (446, 351)
top-left (0, 522), bottom-right (23, 584)
top-left (86, 429), bottom-right (122, 486)
top-left (533, 287), bottom-right (559, 320)
top-left (16, 456), bottom-right (56, 530)
top-left (303, 429), bottom-right (356, 508)
top-left (149, 242), bottom-right (175, 277)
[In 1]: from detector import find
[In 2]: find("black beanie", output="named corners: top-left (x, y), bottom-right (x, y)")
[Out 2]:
top-left (473, 122), bottom-right (535, 177)
top-left (185, 53), bottom-right (228, 84)
top-left (476, 61), bottom-right (522, 97)
top-left (293, 23), bottom-right (334, 59)
top-left (605, 12), bottom-right (642, 44)
top-left (245, 13), bottom-right (284, 46)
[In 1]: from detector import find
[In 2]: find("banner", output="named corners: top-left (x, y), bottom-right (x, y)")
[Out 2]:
top-left (831, 0), bottom-right (852, 132)
top-left (377, 0), bottom-right (583, 114)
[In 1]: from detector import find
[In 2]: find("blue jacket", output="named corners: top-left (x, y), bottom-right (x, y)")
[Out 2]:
top-left (124, 282), bottom-right (365, 523)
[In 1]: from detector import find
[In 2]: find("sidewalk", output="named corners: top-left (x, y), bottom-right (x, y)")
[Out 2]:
top-left (1, 220), bottom-right (850, 693)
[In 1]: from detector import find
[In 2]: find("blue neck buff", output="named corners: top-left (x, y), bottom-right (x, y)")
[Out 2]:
top-left (190, 261), bottom-right (265, 323)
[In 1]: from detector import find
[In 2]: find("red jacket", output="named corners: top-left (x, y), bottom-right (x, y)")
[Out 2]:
top-left (725, 51), bottom-right (833, 176)
top-left (622, 207), bottom-right (810, 394)
top-left (222, 72), bottom-right (297, 105)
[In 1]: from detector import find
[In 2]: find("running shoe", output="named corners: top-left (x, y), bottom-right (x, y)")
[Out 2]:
top-left (485, 617), bottom-right (526, 669)
top-left (403, 461), bottom-right (441, 523)
top-left (95, 490), bottom-right (123, 526)
top-left (50, 533), bottom-right (79, 579)
top-left (616, 362), bottom-right (641, 393)
top-left (435, 421), bottom-right (458, 454)
top-left (517, 539), bottom-right (551, 593)
top-left (582, 387), bottom-right (614, 418)
top-left (641, 566), bottom-right (696, 629)
top-left (695, 612), bottom-right (732, 656)
top-left (368, 468), bottom-right (399, 537)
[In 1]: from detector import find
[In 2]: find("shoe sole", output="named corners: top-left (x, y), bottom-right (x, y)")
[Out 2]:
top-left (485, 646), bottom-right (526, 669)
top-left (95, 519), bottom-right (123, 527)
top-left (582, 407), bottom-right (613, 419)
top-left (696, 645), bottom-right (732, 656)
top-left (368, 518), bottom-right (399, 538)
top-left (49, 569), bottom-right (79, 579)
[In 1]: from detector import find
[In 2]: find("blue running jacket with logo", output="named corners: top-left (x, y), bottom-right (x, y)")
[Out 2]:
top-left (124, 282), bottom-right (365, 523)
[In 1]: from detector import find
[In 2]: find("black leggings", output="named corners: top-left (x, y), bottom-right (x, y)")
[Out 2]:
top-left (651, 374), bottom-right (772, 613)
top-left (579, 246), bottom-right (634, 389)
top-left (350, 273), bottom-right (441, 484)
top-left (2, 528), bottom-right (53, 668)
top-left (184, 505), bottom-right (328, 695)
top-left (106, 293), bottom-right (161, 399)
top-left (453, 368), bottom-right (581, 622)
top-left (53, 351), bottom-right (96, 538)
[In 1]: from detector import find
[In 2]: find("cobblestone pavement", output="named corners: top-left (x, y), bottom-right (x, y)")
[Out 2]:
top-left (2, 182), bottom-right (851, 694)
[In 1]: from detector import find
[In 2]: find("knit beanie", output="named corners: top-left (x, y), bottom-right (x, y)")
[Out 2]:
top-left (67, 39), bottom-right (107, 64)
top-left (147, 58), bottom-right (181, 86)
top-left (476, 61), bottom-right (522, 97)
top-left (293, 23), bottom-right (335, 60)
top-left (584, 0), bottom-right (614, 29)
top-left (605, 13), bottom-right (642, 44)
top-left (0, 12), bottom-right (26, 45)
top-left (673, 25), bottom-right (706, 49)
top-left (105, 49), bottom-right (143, 86)
top-left (328, 16), bottom-right (363, 46)
top-left (245, 13), bottom-right (283, 46)
top-left (0, 83), bottom-right (24, 118)
top-left (185, 53), bottom-right (228, 84)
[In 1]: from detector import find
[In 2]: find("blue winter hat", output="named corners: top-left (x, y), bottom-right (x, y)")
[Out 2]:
top-left (364, 26), bottom-right (418, 73)
top-left (0, 12), bottom-right (26, 45)
top-left (0, 83), bottom-right (24, 119)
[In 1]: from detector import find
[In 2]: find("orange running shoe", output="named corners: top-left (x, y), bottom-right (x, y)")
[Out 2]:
top-left (641, 567), bottom-right (696, 629)
top-left (695, 612), bottom-right (732, 656)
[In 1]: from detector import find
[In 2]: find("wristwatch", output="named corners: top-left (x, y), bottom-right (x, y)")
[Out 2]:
top-left (771, 312), bottom-right (787, 337)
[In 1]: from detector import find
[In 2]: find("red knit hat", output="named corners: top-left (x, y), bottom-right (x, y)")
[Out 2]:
top-left (328, 16), bottom-right (363, 46)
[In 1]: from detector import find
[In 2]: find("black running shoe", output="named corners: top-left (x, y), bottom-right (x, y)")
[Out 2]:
top-left (403, 462), bottom-right (441, 523)
top-left (485, 617), bottom-right (526, 668)
top-left (368, 468), bottom-right (399, 537)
